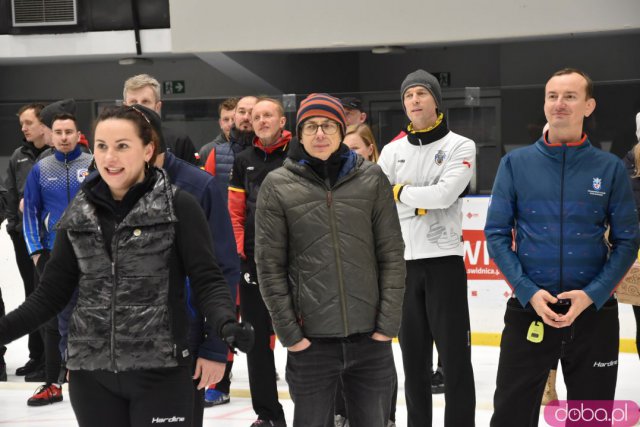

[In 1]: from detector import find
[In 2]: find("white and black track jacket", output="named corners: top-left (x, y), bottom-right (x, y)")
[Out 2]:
top-left (378, 125), bottom-right (475, 260)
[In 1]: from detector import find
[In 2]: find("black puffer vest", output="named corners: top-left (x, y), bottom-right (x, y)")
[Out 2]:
top-left (58, 170), bottom-right (179, 372)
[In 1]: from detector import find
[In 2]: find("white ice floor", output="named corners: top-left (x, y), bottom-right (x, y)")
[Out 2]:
top-left (0, 226), bottom-right (638, 426)
top-left (0, 337), bottom-right (638, 427)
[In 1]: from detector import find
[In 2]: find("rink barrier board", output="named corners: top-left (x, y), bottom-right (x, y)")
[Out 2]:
top-left (387, 334), bottom-right (637, 354)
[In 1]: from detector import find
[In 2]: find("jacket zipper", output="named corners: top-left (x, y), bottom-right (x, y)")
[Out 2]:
top-left (559, 147), bottom-right (566, 294)
top-left (408, 139), bottom-right (424, 258)
top-left (65, 156), bottom-right (71, 202)
top-left (302, 162), bottom-right (359, 335)
top-left (326, 189), bottom-right (349, 335)
top-left (110, 237), bottom-right (119, 372)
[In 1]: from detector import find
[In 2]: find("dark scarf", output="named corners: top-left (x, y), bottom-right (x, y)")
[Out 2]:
top-left (288, 138), bottom-right (352, 188)
top-left (406, 116), bottom-right (450, 146)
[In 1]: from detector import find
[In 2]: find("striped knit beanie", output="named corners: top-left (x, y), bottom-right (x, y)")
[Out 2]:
top-left (296, 93), bottom-right (347, 136)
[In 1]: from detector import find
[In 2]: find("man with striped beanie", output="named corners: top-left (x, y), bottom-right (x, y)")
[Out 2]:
top-left (255, 93), bottom-right (405, 427)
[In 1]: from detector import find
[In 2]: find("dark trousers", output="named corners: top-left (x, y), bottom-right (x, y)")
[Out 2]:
top-left (490, 298), bottom-right (620, 427)
top-left (335, 373), bottom-right (398, 421)
top-left (634, 304), bottom-right (640, 358)
top-left (239, 278), bottom-right (284, 422)
top-left (35, 250), bottom-right (62, 384)
top-left (191, 359), bottom-right (205, 427)
top-left (211, 357), bottom-right (233, 394)
top-left (0, 287), bottom-right (5, 361)
top-left (209, 295), bottom-right (240, 395)
top-left (69, 366), bottom-right (193, 427)
top-left (9, 230), bottom-right (43, 360)
top-left (400, 256), bottom-right (476, 427)
top-left (286, 337), bottom-right (396, 427)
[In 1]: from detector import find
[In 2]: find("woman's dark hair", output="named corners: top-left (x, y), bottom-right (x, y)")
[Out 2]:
top-left (94, 105), bottom-right (159, 165)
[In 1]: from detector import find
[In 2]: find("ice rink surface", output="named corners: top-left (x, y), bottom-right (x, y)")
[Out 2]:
top-left (0, 342), bottom-right (639, 426)
top-left (0, 223), bottom-right (638, 426)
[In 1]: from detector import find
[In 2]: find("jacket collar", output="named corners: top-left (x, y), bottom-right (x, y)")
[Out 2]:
top-left (406, 116), bottom-right (450, 146)
top-left (253, 130), bottom-right (292, 154)
top-left (53, 144), bottom-right (83, 162)
top-left (20, 139), bottom-right (49, 158)
top-left (536, 132), bottom-right (591, 159)
top-left (285, 139), bottom-right (361, 186)
top-left (61, 168), bottom-right (176, 231)
top-left (229, 126), bottom-right (255, 151)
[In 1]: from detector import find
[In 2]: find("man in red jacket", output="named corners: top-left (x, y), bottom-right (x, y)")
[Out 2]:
top-left (228, 97), bottom-right (290, 427)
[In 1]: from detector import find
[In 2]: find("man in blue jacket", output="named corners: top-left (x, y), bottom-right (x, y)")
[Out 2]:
top-left (134, 104), bottom-right (242, 427)
top-left (485, 68), bottom-right (639, 427)
top-left (22, 111), bottom-right (92, 406)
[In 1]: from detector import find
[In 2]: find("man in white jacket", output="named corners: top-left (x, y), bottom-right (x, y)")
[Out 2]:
top-left (378, 69), bottom-right (476, 427)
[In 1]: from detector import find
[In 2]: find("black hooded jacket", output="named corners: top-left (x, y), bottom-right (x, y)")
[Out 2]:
top-left (4, 140), bottom-right (50, 233)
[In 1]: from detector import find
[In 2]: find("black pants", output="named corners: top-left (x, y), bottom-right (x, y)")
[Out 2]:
top-left (209, 294), bottom-right (240, 395)
top-left (239, 277), bottom-right (284, 422)
top-left (490, 298), bottom-right (620, 427)
top-left (399, 256), bottom-right (476, 427)
top-left (287, 337), bottom-right (396, 427)
top-left (634, 304), bottom-right (640, 358)
top-left (335, 374), bottom-right (398, 421)
top-left (190, 357), bottom-right (205, 427)
top-left (190, 352), bottom-right (234, 427)
top-left (0, 286), bottom-right (5, 361)
top-left (9, 230), bottom-right (43, 361)
top-left (69, 366), bottom-right (193, 427)
top-left (35, 250), bottom-right (62, 384)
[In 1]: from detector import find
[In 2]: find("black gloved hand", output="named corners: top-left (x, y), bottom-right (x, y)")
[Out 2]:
top-left (221, 321), bottom-right (255, 353)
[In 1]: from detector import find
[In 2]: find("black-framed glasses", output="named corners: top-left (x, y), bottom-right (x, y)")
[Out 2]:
top-left (301, 121), bottom-right (339, 135)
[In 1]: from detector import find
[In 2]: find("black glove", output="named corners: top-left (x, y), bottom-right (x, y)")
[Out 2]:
top-left (221, 321), bottom-right (255, 353)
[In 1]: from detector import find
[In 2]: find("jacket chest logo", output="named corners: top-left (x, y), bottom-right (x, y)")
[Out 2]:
top-left (592, 177), bottom-right (601, 190)
top-left (77, 168), bottom-right (89, 183)
top-left (588, 177), bottom-right (606, 197)
top-left (434, 150), bottom-right (446, 166)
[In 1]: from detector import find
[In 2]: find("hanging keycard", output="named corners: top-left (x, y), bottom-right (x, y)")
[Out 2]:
top-left (527, 321), bottom-right (544, 343)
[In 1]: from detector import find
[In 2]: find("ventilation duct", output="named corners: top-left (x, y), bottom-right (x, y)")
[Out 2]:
top-left (12, 0), bottom-right (78, 27)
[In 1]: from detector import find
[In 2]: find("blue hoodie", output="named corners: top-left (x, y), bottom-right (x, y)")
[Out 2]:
top-left (485, 135), bottom-right (639, 309)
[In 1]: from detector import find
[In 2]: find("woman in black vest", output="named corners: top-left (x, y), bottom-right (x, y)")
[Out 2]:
top-left (0, 105), bottom-right (253, 427)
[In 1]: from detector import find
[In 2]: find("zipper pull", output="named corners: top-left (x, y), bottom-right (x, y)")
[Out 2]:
top-left (111, 262), bottom-right (115, 276)
top-left (327, 191), bottom-right (332, 207)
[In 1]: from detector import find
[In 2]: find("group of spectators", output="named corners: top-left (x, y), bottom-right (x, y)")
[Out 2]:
top-left (0, 67), bottom-right (638, 427)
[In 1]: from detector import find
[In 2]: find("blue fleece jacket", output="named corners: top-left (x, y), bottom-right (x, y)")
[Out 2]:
top-left (485, 135), bottom-right (639, 309)
top-left (22, 146), bottom-right (92, 255)
top-left (164, 151), bottom-right (240, 362)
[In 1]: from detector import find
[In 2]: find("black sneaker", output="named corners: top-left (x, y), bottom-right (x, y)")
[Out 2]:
top-left (431, 369), bottom-right (445, 394)
top-left (16, 358), bottom-right (44, 376)
top-left (24, 367), bottom-right (46, 383)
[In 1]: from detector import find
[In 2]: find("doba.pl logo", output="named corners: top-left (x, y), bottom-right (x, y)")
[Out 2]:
top-left (544, 400), bottom-right (640, 426)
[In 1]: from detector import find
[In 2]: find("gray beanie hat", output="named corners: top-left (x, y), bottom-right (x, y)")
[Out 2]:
top-left (400, 69), bottom-right (442, 111)
top-left (40, 99), bottom-right (76, 129)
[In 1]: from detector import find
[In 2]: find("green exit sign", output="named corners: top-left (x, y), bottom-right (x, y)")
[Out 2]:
top-left (163, 80), bottom-right (185, 95)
